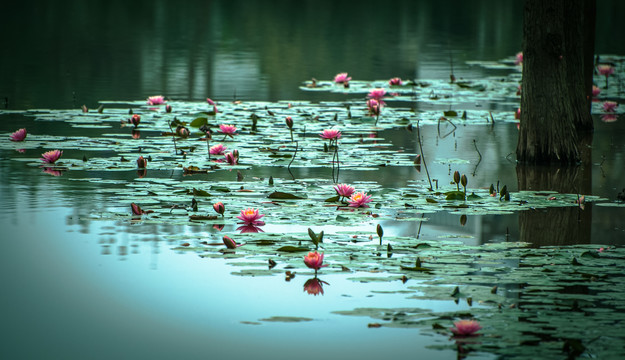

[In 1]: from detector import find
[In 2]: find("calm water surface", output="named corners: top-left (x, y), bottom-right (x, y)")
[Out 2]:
top-left (1, 1), bottom-right (624, 359)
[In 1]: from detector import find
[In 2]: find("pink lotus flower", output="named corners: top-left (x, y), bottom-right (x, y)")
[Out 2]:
top-left (367, 88), bottom-right (386, 102)
top-left (597, 64), bottom-right (614, 76)
top-left (137, 156), bottom-right (147, 169)
top-left (514, 52), bottom-right (523, 65)
top-left (147, 95), bottom-right (165, 105)
top-left (130, 114), bottom-right (141, 127)
top-left (592, 85), bottom-right (601, 97)
top-left (320, 128), bottom-right (341, 140)
top-left (303, 277), bottom-right (328, 296)
top-left (223, 235), bottom-right (243, 249)
top-left (515, 107), bottom-right (521, 119)
top-left (367, 99), bottom-right (380, 117)
top-left (603, 101), bottom-right (618, 112)
top-left (219, 124), bottom-right (237, 137)
top-left (9, 128), bottom-right (27, 142)
top-left (334, 72), bottom-right (352, 84)
top-left (210, 144), bottom-right (227, 155)
top-left (389, 77), bottom-right (403, 86)
top-left (348, 191), bottom-right (372, 208)
top-left (131, 203), bottom-right (153, 216)
top-left (236, 208), bottom-right (265, 225)
top-left (304, 251), bottom-right (327, 271)
top-left (40, 150), bottom-right (63, 164)
top-left (334, 183), bottom-right (355, 199)
top-left (450, 319), bottom-right (482, 336)
top-left (225, 152), bottom-right (238, 165)
top-left (213, 202), bottom-right (225, 216)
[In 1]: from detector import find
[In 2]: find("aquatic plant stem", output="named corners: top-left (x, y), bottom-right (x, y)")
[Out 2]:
top-left (288, 141), bottom-right (298, 180)
top-left (168, 120), bottom-right (178, 155)
top-left (416, 120), bottom-right (433, 191)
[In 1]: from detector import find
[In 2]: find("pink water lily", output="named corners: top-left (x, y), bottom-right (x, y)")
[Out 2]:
top-left (320, 128), bottom-right (341, 140)
top-left (334, 183), bottom-right (355, 199)
top-left (40, 150), bottom-right (63, 164)
top-left (367, 99), bottom-right (380, 116)
top-left (367, 88), bottom-right (387, 105)
top-left (236, 208), bottom-right (265, 225)
top-left (592, 85), bottom-right (601, 98)
top-left (450, 319), bottom-right (482, 336)
top-left (348, 191), bottom-right (372, 208)
top-left (42, 167), bottom-right (63, 176)
top-left (219, 124), bottom-right (237, 137)
top-left (597, 64), bottom-right (614, 76)
top-left (223, 235), bottom-right (244, 249)
top-left (514, 52), bottom-right (523, 65)
top-left (225, 151), bottom-right (238, 165)
top-left (209, 144), bottom-right (227, 155)
top-left (304, 251), bottom-right (327, 271)
top-left (147, 95), bottom-right (165, 105)
top-left (334, 72), bottom-right (352, 84)
top-left (213, 202), bottom-right (225, 216)
top-left (131, 203), bottom-right (153, 216)
top-left (10, 128), bottom-right (27, 142)
top-left (603, 101), bottom-right (618, 112)
top-left (601, 114), bottom-right (618, 123)
top-left (389, 77), bottom-right (403, 86)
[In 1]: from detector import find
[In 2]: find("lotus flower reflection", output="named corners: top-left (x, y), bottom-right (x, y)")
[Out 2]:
top-left (9, 128), bottom-right (27, 142)
top-left (450, 320), bottom-right (482, 337)
top-left (236, 208), bottom-right (265, 225)
top-left (303, 277), bottom-right (328, 296)
top-left (40, 150), bottom-right (63, 164)
top-left (304, 251), bottom-right (327, 271)
top-left (603, 101), bottom-right (618, 113)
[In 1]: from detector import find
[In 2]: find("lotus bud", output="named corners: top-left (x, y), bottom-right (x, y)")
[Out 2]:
top-left (223, 235), bottom-right (237, 249)
top-left (213, 202), bottom-right (225, 216)
top-left (376, 224), bottom-right (384, 240)
top-left (453, 171), bottom-right (460, 184)
top-left (166, 104), bottom-right (172, 113)
top-left (130, 114), bottom-right (141, 127)
top-left (137, 156), bottom-right (147, 169)
top-left (461, 174), bottom-right (467, 188)
top-left (285, 116), bottom-right (293, 129)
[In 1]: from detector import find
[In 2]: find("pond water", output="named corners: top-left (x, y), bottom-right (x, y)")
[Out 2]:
top-left (2, 1), bottom-right (625, 359)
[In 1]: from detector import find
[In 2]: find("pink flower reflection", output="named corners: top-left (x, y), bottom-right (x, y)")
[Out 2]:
top-left (601, 114), bottom-right (618, 123)
top-left (602, 101), bottom-right (618, 112)
top-left (237, 224), bottom-right (264, 233)
top-left (42, 167), bottom-right (63, 176)
top-left (303, 277), bottom-right (329, 296)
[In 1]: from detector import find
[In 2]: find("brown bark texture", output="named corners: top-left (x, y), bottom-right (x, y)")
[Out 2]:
top-left (516, 0), bottom-right (594, 163)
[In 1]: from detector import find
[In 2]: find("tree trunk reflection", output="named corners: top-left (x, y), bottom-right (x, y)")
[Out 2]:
top-left (516, 133), bottom-right (593, 247)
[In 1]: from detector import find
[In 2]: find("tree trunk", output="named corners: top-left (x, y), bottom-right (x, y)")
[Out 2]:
top-left (516, 0), bottom-right (594, 163)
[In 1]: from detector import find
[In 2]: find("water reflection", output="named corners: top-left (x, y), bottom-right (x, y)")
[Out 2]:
top-left (303, 277), bottom-right (329, 296)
